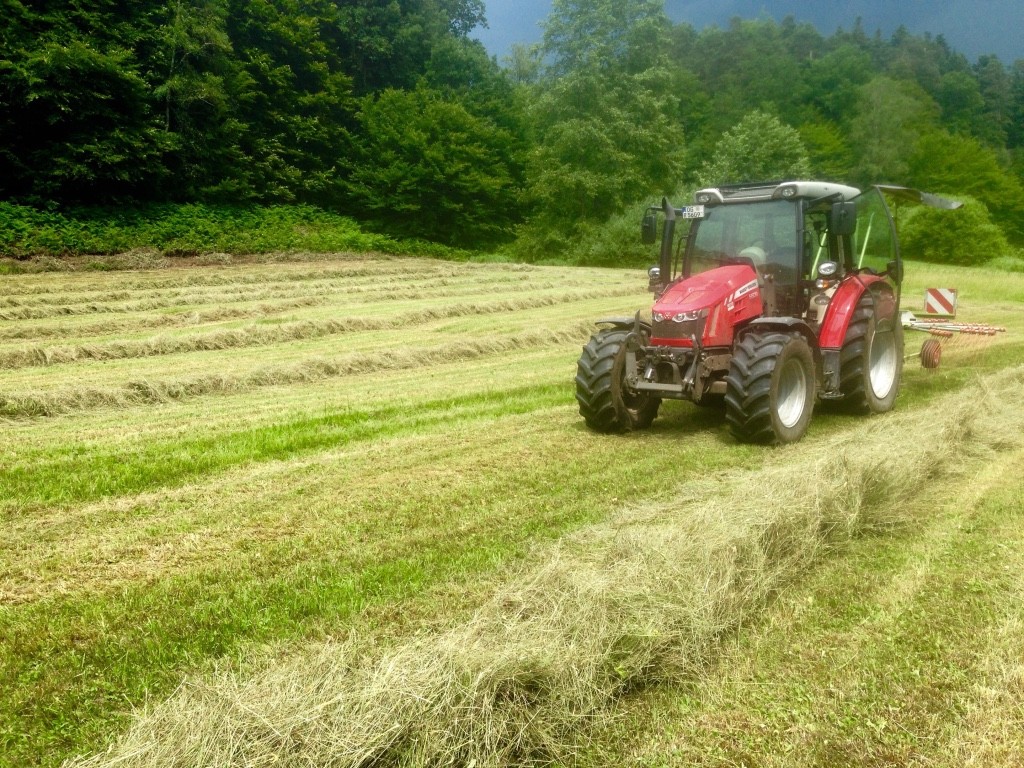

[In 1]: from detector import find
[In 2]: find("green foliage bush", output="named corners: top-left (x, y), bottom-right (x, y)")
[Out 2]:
top-left (698, 110), bottom-right (811, 186)
top-left (345, 86), bottom-right (524, 248)
top-left (907, 131), bottom-right (1024, 241)
top-left (0, 203), bottom-right (469, 263)
top-left (899, 196), bottom-right (1011, 265)
top-left (986, 253), bottom-right (1024, 272)
top-left (564, 198), bottom-right (684, 268)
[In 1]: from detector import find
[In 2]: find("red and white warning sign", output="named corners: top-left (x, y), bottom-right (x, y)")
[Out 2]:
top-left (923, 288), bottom-right (957, 317)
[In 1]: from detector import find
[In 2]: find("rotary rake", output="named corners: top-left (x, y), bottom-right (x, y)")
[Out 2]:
top-left (901, 311), bottom-right (1006, 369)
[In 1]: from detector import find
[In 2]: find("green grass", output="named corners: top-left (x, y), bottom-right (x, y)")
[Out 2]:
top-left (1, 254), bottom-right (1022, 767)
top-left (3, 384), bottom-right (581, 506)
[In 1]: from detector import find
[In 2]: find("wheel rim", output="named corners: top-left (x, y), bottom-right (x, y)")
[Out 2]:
top-left (614, 343), bottom-right (654, 423)
top-left (776, 357), bottom-right (807, 429)
top-left (869, 329), bottom-right (898, 399)
top-left (621, 387), bottom-right (650, 417)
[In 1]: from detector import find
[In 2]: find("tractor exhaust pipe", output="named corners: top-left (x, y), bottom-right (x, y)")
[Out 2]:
top-left (660, 197), bottom-right (676, 283)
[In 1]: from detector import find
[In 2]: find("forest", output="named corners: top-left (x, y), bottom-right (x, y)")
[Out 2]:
top-left (2, 0), bottom-right (1023, 264)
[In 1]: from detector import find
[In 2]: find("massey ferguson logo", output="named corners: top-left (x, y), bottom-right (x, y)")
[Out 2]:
top-left (725, 279), bottom-right (759, 310)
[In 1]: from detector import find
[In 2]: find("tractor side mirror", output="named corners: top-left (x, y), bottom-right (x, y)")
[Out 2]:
top-left (641, 213), bottom-right (658, 245)
top-left (830, 202), bottom-right (857, 237)
top-left (886, 259), bottom-right (903, 284)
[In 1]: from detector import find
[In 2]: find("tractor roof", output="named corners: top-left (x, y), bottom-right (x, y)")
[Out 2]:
top-left (693, 180), bottom-right (861, 205)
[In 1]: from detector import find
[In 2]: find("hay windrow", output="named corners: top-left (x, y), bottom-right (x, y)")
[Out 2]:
top-left (0, 256), bottom-right (447, 298)
top-left (69, 366), bottom-right (1024, 768)
top-left (0, 265), bottom-right (595, 308)
top-left (0, 325), bottom-right (594, 418)
top-left (0, 289), bottom-right (638, 370)
top-left (0, 298), bottom-right (329, 342)
top-left (0, 270), bottom-right (520, 311)
top-left (0, 272), bottom-right (612, 341)
top-left (0, 273), bottom-right (627, 323)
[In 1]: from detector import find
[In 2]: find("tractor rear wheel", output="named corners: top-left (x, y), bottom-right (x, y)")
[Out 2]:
top-left (725, 332), bottom-right (815, 444)
top-left (575, 329), bottom-right (660, 433)
top-left (837, 292), bottom-right (903, 413)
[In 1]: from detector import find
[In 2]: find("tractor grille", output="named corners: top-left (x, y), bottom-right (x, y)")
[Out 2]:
top-left (652, 317), bottom-right (705, 342)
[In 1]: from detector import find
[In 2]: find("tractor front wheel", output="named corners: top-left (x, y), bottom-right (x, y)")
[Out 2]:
top-left (725, 332), bottom-right (815, 444)
top-left (838, 292), bottom-right (903, 413)
top-left (575, 329), bottom-right (660, 433)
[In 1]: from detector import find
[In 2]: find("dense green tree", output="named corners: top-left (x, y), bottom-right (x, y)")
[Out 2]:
top-left (333, 0), bottom-right (485, 94)
top-left (3, 3), bottom-right (1024, 253)
top-left (345, 85), bottom-right (522, 247)
top-left (219, 0), bottom-right (357, 204)
top-left (848, 76), bottom-right (938, 185)
top-left (1009, 61), bottom-right (1024, 151)
top-left (149, 0), bottom-right (253, 200)
top-left (798, 120), bottom-right (854, 180)
top-left (698, 110), bottom-right (811, 186)
top-left (526, 67), bottom-right (683, 226)
top-left (517, 0), bottom-right (683, 252)
top-left (682, 19), bottom-right (812, 132)
top-left (802, 44), bottom-right (874, 123)
top-left (541, 0), bottom-right (668, 77)
top-left (907, 131), bottom-right (1024, 240)
top-left (0, 1), bottom-right (170, 202)
top-left (936, 71), bottom-right (986, 136)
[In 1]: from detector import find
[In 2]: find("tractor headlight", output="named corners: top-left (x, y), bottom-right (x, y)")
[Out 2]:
top-left (654, 308), bottom-right (708, 323)
top-left (817, 261), bottom-right (838, 278)
top-left (648, 266), bottom-right (661, 281)
top-left (672, 309), bottom-right (706, 322)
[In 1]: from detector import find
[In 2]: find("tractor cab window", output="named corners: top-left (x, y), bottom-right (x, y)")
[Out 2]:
top-left (686, 200), bottom-right (799, 282)
top-left (852, 188), bottom-right (898, 280)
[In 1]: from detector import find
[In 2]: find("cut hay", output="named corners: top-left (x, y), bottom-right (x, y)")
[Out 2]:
top-left (69, 367), bottom-right (1024, 768)
top-left (0, 289), bottom-right (636, 370)
top-left (0, 325), bottom-right (594, 417)
top-left (0, 298), bottom-right (326, 342)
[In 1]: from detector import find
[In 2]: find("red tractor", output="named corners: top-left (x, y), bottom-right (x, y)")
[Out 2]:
top-left (575, 180), bottom-right (958, 444)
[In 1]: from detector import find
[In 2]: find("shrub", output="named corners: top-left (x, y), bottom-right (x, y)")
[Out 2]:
top-left (898, 195), bottom-right (1011, 265)
top-left (986, 252), bottom-right (1024, 272)
top-left (0, 203), bottom-right (472, 263)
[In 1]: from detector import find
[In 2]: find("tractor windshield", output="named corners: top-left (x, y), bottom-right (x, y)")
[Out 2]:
top-left (685, 200), bottom-right (800, 284)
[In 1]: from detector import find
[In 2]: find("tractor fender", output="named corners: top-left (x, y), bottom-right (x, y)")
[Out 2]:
top-left (817, 275), bottom-right (891, 350)
top-left (816, 275), bottom-right (896, 396)
top-left (737, 317), bottom-right (822, 384)
top-left (594, 316), bottom-right (652, 334)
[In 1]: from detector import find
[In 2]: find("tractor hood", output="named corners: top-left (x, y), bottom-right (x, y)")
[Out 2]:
top-left (650, 264), bottom-right (762, 347)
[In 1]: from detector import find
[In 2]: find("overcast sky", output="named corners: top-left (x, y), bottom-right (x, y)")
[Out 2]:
top-left (474, 0), bottom-right (1024, 66)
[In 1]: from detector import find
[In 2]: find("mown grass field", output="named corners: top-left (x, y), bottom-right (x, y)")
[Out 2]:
top-left (2, 253), bottom-right (1023, 767)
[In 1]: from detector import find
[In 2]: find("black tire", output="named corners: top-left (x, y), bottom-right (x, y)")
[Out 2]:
top-left (575, 329), bottom-right (660, 433)
top-left (725, 332), bottom-right (815, 444)
top-left (837, 291), bottom-right (903, 413)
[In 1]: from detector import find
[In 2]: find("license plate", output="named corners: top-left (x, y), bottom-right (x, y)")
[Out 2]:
top-left (679, 205), bottom-right (705, 219)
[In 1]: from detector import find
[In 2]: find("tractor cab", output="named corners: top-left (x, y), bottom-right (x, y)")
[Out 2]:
top-left (646, 181), bottom-right (903, 329)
